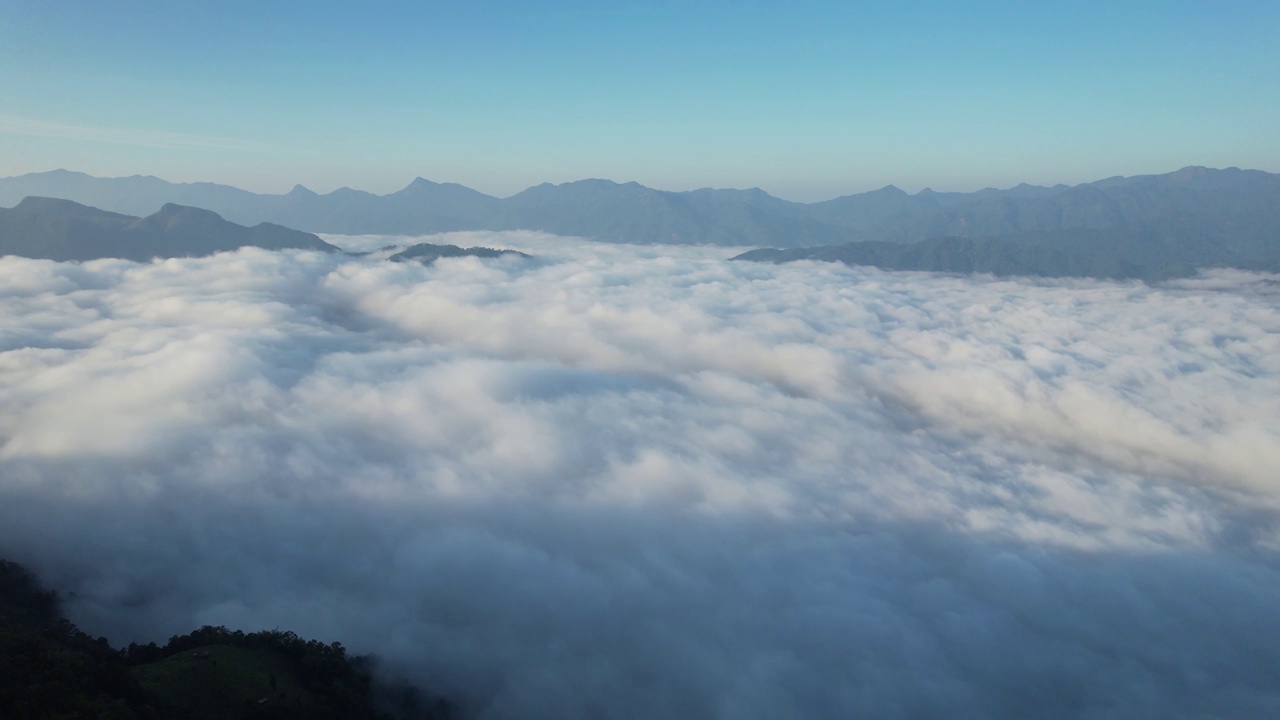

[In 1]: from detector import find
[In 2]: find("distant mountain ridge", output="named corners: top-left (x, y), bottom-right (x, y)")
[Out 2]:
top-left (0, 197), bottom-right (337, 261)
top-left (4, 166), bottom-right (1278, 250)
top-left (732, 225), bottom-right (1280, 281)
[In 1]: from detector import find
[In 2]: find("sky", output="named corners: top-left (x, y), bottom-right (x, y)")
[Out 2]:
top-left (2, 235), bottom-right (1279, 716)
top-left (1, 1), bottom-right (1278, 200)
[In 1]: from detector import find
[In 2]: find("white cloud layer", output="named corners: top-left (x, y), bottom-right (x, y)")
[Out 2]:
top-left (2, 234), bottom-right (1279, 718)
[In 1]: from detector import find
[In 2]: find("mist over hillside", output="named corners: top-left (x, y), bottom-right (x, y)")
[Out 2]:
top-left (1, 233), bottom-right (1278, 718)
top-left (3, 166), bottom-right (1278, 251)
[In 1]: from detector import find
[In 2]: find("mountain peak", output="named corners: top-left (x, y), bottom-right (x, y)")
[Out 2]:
top-left (1, 196), bottom-right (335, 261)
top-left (568, 178), bottom-right (622, 187)
top-left (139, 203), bottom-right (227, 228)
top-left (156, 202), bottom-right (211, 215)
top-left (402, 177), bottom-right (440, 190)
top-left (12, 169), bottom-right (93, 182)
top-left (13, 195), bottom-right (92, 212)
top-left (1169, 166), bottom-right (1212, 182)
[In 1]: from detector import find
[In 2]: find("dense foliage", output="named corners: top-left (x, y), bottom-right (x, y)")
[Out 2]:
top-left (0, 560), bottom-right (450, 720)
top-left (1, 560), bottom-right (147, 719)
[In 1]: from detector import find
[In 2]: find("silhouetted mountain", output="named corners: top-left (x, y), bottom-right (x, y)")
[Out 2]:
top-left (0, 197), bottom-right (337, 261)
top-left (0, 170), bottom-right (269, 220)
top-left (494, 179), bottom-right (847, 246)
top-left (2, 167), bottom-right (1279, 254)
top-left (732, 224), bottom-right (1280, 281)
top-left (388, 242), bottom-right (531, 264)
top-left (1, 558), bottom-right (450, 720)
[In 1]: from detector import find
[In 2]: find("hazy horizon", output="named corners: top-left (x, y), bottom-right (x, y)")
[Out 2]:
top-left (3, 3), bottom-right (1278, 201)
top-left (0, 162), bottom-right (1265, 203)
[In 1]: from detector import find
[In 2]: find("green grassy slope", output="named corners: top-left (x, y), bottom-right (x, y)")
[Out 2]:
top-left (133, 644), bottom-right (328, 720)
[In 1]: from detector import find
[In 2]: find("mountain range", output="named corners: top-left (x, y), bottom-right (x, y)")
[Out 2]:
top-left (3, 166), bottom-right (1278, 252)
top-left (0, 197), bottom-right (336, 262)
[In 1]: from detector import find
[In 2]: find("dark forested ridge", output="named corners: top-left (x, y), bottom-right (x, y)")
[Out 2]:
top-left (388, 242), bottom-right (531, 264)
top-left (0, 559), bottom-right (450, 720)
top-left (3, 166), bottom-right (1278, 250)
top-left (732, 225), bottom-right (1280, 281)
top-left (0, 197), bottom-right (337, 262)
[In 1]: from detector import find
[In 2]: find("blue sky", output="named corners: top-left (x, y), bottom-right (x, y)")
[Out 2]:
top-left (1, 1), bottom-right (1277, 200)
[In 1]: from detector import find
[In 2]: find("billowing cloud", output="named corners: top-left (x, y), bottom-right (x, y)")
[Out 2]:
top-left (1, 234), bottom-right (1278, 718)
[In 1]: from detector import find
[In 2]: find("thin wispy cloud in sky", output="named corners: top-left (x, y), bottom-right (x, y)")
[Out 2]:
top-left (2, 3), bottom-right (1276, 195)
top-left (1, 235), bottom-right (1277, 718)
top-left (0, 113), bottom-right (266, 153)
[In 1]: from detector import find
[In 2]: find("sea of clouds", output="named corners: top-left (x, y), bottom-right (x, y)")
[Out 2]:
top-left (1, 232), bottom-right (1278, 718)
